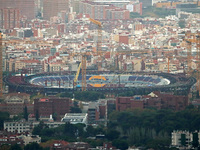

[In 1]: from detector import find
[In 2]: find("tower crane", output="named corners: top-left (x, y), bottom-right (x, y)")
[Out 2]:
top-left (89, 18), bottom-right (103, 71)
top-left (0, 31), bottom-right (3, 98)
top-left (113, 50), bottom-right (149, 72)
top-left (184, 32), bottom-right (200, 76)
top-left (165, 55), bottom-right (183, 73)
top-left (197, 34), bottom-right (200, 94)
top-left (71, 52), bottom-right (90, 91)
top-left (81, 55), bottom-right (87, 91)
top-left (89, 18), bottom-right (102, 55)
top-left (184, 32), bottom-right (200, 94)
top-left (73, 62), bottom-right (82, 87)
top-left (73, 18), bottom-right (102, 91)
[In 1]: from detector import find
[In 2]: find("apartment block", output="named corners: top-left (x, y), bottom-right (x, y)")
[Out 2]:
top-left (116, 96), bottom-right (144, 111)
top-left (79, 1), bottom-right (130, 20)
top-left (172, 130), bottom-right (200, 149)
top-left (43, 0), bottom-right (69, 20)
top-left (0, 8), bottom-right (20, 30)
top-left (34, 97), bottom-right (72, 119)
top-left (0, 132), bottom-right (24, 146)
top-left (0, 93), bottom-right (33, 116)
top-left (0, 0), bottom-right (35, 20)
top-left (116, 92), bottom-right (188, 112)
top-left (87, 99), bottom-right (114, 125)
top-left (4, 121), bottom-right (31, 133)
top-left (87, 102), bottom-right (100, 124)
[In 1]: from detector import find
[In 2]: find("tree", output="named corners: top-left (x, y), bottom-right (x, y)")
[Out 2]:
top-left (70, 106), bottom-right (82, 113)
top-left (59, 92), bottom-right (73, 98)
top-left (0, 112), bottom-right (10, 129)
top-left (192, 132), bottom-right (199, 148)
top-left (9, 144), bottom-right (22, 150)
top-left (64, 122), bottom-right (79, 138)
top-left (24, 142), bottom-right (43, 150)
top-left (24, 106), bottom-right (28, 121)
top-left (74, 91), bottom-right (105, 101)
top-left (70, 101), bottom-right (82, 113)
top-left (108, 108), bottom-right (200, 147)
top-left (146, 137), bottom-right (171, 149)
top-left (0, 144), bottom-right (10, 150)
top-left (52, 112), bottom-right (57, 121)
top-left (35, 110), bottom-right (39, 121)
top-left (32, 121), bottom-right (49, 135)
top-left (130, 12), bottom-right (141, 18)
top-left (196, 90), bottom-right (200, 98)
top-left (86, 125), bottom-right (96, 137)
top-left (112, 139), bottom-right (129, 150)
top-left (106, 129), bottom-right (120, 141)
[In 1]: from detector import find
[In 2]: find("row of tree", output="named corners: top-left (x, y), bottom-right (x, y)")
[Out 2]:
top-left (59, 91), bottom-right (105, 101)
top-left (30, 106), bottom-right (200, 149)
top-left (107, 106), bottom-right (200, 148)
top-left (130, 6), bottom-right (176, 18)
top-left (0, 142), bottom-right (45, 150)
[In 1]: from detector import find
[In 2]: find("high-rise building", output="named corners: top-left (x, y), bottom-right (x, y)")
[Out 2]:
top-left (171, 131), bottom-right (200, 148)
top-left (79, 1), bottom-right (130, 20)
top-left (0, 0), bottom-right (35, 20)
top-left (126, 3), bottom-right (143, 15)
top-left (71, 0), bottom-right (82, 13)
top-left (0, 8), bottom-right (20, 30)
top-left (87, 102), bottom-right (100, 124)
top-left (139, 0), bottom-right (153, 8)
top-left (43, 0), bottom-right (69, 20)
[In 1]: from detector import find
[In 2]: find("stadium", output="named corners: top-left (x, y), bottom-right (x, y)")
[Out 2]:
top-left (4, 71), bottom-right (196, 95)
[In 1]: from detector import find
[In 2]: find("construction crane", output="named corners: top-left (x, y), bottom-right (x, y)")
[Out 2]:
top-left (81, 55), bottom-right (87, 91)
top-left (0, 31), bottom-right (2, 98)
top-left (72, 53), bottom-right (89, 91)
top-left (113, 50), bottom-right (149, 72)
top-left (197, 34), bottom-right (200, 94)
top-left (73, 18), bottom-right (102, 91)
top-left (184, 32), bottom-right (199, 76)
top-left (166, 55), bottom-right (185, 73)
top-left (163, 50), bottom-right (177, 73)
top-left (73, 62), bottom-right (82, 87)
top-left (167, 56), bottom-right (172, 73)
top-left (89, 18), bottom-right (102, 55)
top-left (71, 18), bottom-right (102, 91)
top-left (89, 18), bottom-right (103, 71)
top-left (186, 40), bottom-right (192, 76)
top-left (185, 32), bottom-right (200, 94)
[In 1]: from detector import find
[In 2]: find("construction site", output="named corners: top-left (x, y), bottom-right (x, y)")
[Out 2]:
top-left (1, 17), bottom-right (200, 96)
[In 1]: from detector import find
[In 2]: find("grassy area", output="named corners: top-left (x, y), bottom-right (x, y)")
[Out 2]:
top-left (130, 7), bottom-right (176, 18)
top-left (181, 8), bottom-right (200, 13)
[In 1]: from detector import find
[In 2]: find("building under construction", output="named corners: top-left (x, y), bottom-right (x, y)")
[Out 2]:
top-left (4, 71), bottom-right (196, 96)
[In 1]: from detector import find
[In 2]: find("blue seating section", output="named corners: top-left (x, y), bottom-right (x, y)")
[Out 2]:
top-left (30, 75), bottom-right (163, 87)
top-left (129, 76), bottom-right (137, 81)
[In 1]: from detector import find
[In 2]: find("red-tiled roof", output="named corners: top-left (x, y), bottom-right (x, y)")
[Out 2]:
top-left (21, 60), bottom-right (40, 63)
top-left (39, 98), bottom-right (49, 102)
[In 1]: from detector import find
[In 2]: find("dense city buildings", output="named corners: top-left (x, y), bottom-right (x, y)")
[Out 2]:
top-left (0, 0), bottom-right (200, 149)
